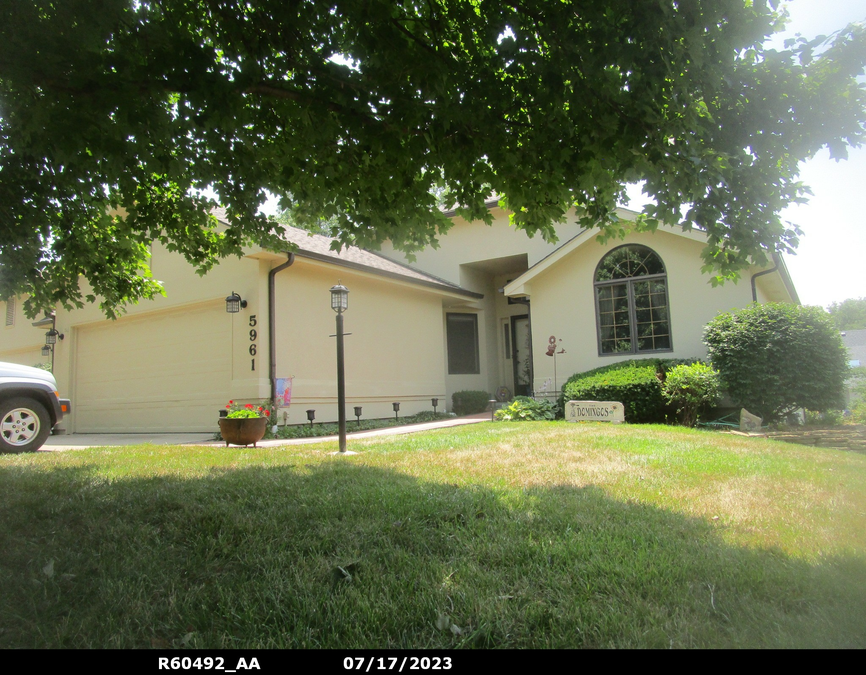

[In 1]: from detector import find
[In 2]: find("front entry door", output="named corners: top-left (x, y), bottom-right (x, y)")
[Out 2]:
top-left (511, 316), bottom-right (532, 396)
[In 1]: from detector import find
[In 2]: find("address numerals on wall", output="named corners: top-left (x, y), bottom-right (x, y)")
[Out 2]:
top-left (249, 315), bottom-right (257, 371)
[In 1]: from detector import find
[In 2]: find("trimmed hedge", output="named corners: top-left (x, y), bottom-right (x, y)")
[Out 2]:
top-left (451, 390), bottom-right (491, 416)
top-left (704, 303), bottom-right (849, 422)
top-left (560, 358), bottom-right (698, 424)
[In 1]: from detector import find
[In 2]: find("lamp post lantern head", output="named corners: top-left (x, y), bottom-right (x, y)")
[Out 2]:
top-left (45, 328), bottom-right (60, 345)
top-left (41, 345), bottom-right (51, 357)
top-left (330, 283), bottom-right (349, 313)
top-left (225, 291), bottom-right (247, 314)
top-left (31, 312), bottom-right (56, 329)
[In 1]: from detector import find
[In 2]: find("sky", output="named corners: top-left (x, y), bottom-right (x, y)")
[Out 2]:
top-left (773, 1), bottom-right (866, 308)
top-left (627, 0), bottom-right (866, 308)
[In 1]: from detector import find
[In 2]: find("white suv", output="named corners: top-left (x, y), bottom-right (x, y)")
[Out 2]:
top-left (0, 362), bottom-right (71, 453)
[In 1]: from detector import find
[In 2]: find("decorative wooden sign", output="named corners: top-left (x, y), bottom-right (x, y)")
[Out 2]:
top-left (565, 400), bottom-right (625, 423)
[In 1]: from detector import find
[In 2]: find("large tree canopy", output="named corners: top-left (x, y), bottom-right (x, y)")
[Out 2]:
top-left (827, 297), bottom-right (866, 330)
top-left (1, 1), bottom-right (865, 317)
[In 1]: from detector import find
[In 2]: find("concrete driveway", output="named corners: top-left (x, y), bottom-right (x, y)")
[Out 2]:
top-left (40, 413), bottom-right (491, 451)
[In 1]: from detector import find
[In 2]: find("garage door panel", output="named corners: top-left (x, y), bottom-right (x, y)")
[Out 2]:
top-left (75, 305), bottom-right (232, 432)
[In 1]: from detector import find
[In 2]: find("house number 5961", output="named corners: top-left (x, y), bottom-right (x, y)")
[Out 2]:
top-left (249, 316), bottom-right (257, 371)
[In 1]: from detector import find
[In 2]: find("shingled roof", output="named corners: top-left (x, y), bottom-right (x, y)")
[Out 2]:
top-left (212, 208), bottom-right (481, 299)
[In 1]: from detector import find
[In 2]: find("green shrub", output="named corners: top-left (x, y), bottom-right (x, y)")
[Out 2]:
top-left (560, 358), bottom-right (698, 390)
top-left (451, 390), bottom-right (491, 416)
top-left (848, 368), bottom-right (866, 423)
top-left (494, 396), bottom-right (557, 421)
top-left (704, 303), bottom-right (848, 422)
top-left (562, 362), bottom-right (668, 423)
top-left (805, 409), bottom-right (844, 426)
top-left (662, 362), bottom-right (721, 427)
top-left (559, 358), bottom-right (695, 404)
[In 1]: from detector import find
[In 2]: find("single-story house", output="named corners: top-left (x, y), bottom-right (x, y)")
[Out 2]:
top-left (1, 203), bottom-right (798, 433)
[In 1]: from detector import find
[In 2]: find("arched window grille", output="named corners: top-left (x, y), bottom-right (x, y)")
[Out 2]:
top-left (594, 245), bottom-right (672, 355)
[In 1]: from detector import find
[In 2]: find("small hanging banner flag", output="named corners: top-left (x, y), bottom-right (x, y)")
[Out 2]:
top-left (275, 377), bottom-right (293, 407)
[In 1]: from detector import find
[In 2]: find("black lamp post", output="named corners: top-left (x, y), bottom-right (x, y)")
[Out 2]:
top-left (354, 406), bottom-right (363, 427)
top-left (306, 409), bottom-right (316, 427)
top-left (431, 398), bottom-right (439, 414)
top-left (330, 282), bottom-right (349, 453)
top-left (392, 402), bottom-right (400, 420)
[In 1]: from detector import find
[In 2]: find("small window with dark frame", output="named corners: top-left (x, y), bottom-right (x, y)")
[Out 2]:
top-left (446, 313), bottom-right (480, 374)
top-left (5, 298), bottom-right (14, 327)
top-left (594, 245), bottom-right (672, 355)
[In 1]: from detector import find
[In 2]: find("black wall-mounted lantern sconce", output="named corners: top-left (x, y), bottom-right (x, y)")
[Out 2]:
top-left (306, 409), bottom-right (316, 427)
top-left (225, 291), bottom-right (248, 314)
top-left (354, 406), bottom-right (363, 427)
top-left (32, 312), bottom-right (62, 371)
top-left (392, 402), bottom-right (400, 420)
top-left (45, 328), bottom-right (64, 345)
top-left (431, 398), bottom-right (439, 414)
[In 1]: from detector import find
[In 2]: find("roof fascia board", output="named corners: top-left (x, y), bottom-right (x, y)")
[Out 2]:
top-left (293, 252), bottom-right (484, 300)
top-left (770, 252), bottom-right (801, 305)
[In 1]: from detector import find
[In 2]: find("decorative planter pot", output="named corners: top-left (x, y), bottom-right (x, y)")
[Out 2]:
top-left (218, 417), bottom-right (267, 447)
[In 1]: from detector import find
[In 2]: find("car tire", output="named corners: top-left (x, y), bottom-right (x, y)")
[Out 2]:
top-left (0, 397), bottom-right (52, 453)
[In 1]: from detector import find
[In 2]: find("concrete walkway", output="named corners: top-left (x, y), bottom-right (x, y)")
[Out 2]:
top-left (41, 413), bottom-right (492, 451)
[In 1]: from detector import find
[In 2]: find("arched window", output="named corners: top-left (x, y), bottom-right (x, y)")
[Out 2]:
top-left (594, 245), bottom-right (672, 355)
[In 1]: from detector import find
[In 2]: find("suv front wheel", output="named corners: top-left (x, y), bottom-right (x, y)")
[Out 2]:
top-left (0, 397), bottom-right (52, 453)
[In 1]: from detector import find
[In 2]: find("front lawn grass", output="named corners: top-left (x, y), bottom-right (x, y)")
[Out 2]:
top-left (1, 422), bottom-right (864, 648)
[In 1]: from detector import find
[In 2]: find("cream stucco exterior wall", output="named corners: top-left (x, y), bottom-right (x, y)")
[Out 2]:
top-left (379, 207), bottom-right (795, 404)
top-left (377, 205), bottom-right (581, 287)
top-left (268, 256), bottom-right (447, 425)
top-left (1, 240), bottom-right (451, 432)
top-left (2, 204), bottom-right (798, 433)
top-left (523, 228), bottom-right (757, 395)
top-left (377, 206), bottom-right (587, 402)
top-left (1, 242), bottom-right (270, 432)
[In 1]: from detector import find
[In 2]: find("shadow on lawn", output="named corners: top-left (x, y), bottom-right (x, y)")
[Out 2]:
top-left (0, 459), bottom-right (864, 649)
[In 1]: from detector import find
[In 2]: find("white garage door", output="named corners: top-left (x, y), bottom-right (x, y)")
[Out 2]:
top-left (74, 303), bottom-right (232, 432)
